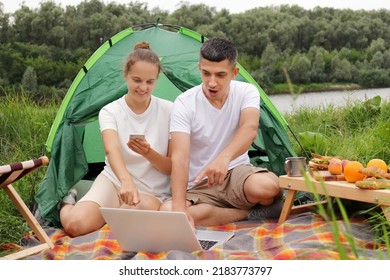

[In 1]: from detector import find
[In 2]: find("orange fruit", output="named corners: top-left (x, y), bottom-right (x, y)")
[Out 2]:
top-left (366, 158), bottom-right (388, 172)
top-left (344, 161), bottom-right (365, 183)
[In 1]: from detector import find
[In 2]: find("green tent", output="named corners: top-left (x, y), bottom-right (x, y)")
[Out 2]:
top-left (35, 23), bottom-right (296, 226)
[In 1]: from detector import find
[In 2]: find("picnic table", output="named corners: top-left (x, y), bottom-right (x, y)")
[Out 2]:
top-left (278, 173), bottom-right (390, 224)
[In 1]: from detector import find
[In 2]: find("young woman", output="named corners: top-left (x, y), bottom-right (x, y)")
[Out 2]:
top-left (60, 41), bottom-right (172, 237)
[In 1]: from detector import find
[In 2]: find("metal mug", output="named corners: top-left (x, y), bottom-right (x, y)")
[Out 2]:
top-left (284, 157), bottom-right (307, 177)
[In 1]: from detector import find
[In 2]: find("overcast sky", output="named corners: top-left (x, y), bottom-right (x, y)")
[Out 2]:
top-left (3, 0), bottom-right (390, 14)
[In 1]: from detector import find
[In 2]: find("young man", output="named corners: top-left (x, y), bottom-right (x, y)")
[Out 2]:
top-left (160, 37), bottom-right (282, 227)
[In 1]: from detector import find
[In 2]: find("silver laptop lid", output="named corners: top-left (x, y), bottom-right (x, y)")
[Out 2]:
top-left (99, 207), bottom-right (233, 253)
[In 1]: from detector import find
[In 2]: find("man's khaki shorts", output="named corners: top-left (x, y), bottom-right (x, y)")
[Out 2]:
top-left (186, 164), bottom-right (269, 210)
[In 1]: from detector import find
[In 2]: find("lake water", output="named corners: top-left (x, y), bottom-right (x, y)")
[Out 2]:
top-left (268, 88), bottom-right (390, 115)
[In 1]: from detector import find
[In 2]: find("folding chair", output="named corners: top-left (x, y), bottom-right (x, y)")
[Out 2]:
top-left (0, 156), bottom-right (54, 259)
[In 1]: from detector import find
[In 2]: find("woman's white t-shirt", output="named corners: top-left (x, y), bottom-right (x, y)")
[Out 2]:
top-left (99, 95), bottom-right (172, 200)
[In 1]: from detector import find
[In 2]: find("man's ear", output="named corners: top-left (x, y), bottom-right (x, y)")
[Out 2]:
top-left (232, 66), bottom-right (239, 78)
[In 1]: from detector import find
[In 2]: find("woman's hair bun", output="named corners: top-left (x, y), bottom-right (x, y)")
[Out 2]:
top-left (134, 41), bottom-right (150, 50)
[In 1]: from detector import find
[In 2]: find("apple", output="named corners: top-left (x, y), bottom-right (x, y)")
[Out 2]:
top-left (341, 159), bottom-right (350, 172)
top-left (329, 158), bottom-right (343, 175)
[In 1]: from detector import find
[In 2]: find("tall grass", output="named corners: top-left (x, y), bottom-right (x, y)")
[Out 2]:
top-left (284, 95), bottom-right (390, 164)
top-left (0, 88), bottom-right (58, 251)
top-left (303, 177), bottom-right (360, 259)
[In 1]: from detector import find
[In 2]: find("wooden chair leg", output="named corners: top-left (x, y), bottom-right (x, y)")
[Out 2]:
top-left (0, 184), bottom-right (54, 260)
top-left (1, 243), bottom-right (50, 260)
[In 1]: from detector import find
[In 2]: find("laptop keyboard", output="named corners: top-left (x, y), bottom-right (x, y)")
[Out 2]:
top-left (199, 239), bottom-right (218, 250)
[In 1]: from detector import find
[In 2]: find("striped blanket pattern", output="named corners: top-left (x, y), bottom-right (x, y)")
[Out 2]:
top-left (4, 212), bottom-right (386, 260)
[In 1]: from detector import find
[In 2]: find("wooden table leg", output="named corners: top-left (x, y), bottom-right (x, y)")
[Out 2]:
top-left (278, 189), bottom-right (297, 225)
top-left (380, 205), bottom-right (390, 224)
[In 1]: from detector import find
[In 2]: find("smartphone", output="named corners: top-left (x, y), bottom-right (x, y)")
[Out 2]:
top-left (129, 134), bottom-right (145, 140)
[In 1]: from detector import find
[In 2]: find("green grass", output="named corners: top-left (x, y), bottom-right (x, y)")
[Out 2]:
top-left (303, 176), bottom-right (359, 259)
top-left (1, 87), bottom-right (389, 259)
top-left (0, 88), bottom-right (58, 255)
top-left (284, 95), bottom-right (390, 164)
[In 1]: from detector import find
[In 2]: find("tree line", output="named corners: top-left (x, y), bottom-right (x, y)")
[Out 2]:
top-left (1, 0), bottom-right (390, 100)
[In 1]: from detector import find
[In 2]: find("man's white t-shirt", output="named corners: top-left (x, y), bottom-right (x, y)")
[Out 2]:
top-left (99, 95), bottom-right (172, 200)
top-left (170, 80), bottom-right (260, 188)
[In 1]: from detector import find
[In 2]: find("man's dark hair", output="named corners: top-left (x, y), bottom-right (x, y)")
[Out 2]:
top-left (200, 37), bottom-right (238, 66)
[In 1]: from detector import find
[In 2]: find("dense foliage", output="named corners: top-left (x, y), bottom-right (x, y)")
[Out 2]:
top-left (1, 0), bottom-right (390, 98)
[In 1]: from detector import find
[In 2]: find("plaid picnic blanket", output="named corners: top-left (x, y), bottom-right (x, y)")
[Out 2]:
top-left (4, 212), bottom-right (388, 260)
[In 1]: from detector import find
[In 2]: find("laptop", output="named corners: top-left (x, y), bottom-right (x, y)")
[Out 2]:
top-left (99, 207), bottom-right (234, 253)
